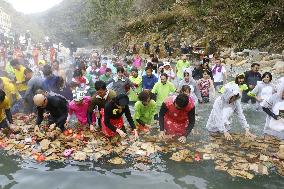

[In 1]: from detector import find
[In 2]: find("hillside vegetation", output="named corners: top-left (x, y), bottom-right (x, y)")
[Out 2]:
top-left (32, 0), bottom-right (284, 52)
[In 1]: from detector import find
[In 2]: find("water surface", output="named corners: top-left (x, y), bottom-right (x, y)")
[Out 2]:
top-left (0, 102), bottom-right (283, 189)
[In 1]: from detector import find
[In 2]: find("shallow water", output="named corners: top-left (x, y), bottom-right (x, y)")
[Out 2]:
top-left (1, 101), bottom-right (284, 189)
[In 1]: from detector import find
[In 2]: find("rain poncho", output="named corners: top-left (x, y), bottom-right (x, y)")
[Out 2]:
top-left (248, 81), bottom-right (275, 106)
top-left (261, 81), bottom-right (284, 139)
top-left (206, 83), bottom-right (249, 132)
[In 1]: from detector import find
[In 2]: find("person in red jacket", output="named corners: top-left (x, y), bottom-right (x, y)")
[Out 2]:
top-left (159, 94), bottom-right (195, 143)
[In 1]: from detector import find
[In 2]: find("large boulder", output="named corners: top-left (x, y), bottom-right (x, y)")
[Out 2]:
top-left (273, 61), bottom-right (284, 73)
top-left (236, 52), bottom-right (244, 56)
top-left (225, 58), bottom-right (236, 65)
top-left (235, 59), bottom-right (248, 66)
top-left (261, 67), bottom-right (272, 73)
top-left (236, 56), bottom-right (245, 62)
top-left (230, 51), bottom-right (237, 59)
top-left (259, 60), bottom-right (275, 67)
top-left (262, 56), bottom-right (271, 61)
top-left (220, 48), bottom-right (232, 59)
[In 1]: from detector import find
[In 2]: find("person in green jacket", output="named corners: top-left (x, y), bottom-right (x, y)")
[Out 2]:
top-left (129, 68), bottom-right (142, 102)
top-left (219, 73), bottom-right (248, 94)
top-left (176, 55), bottom-right (190, 80)
top-left (134, 91), bottom-right (157, 133)
top-left (5, 61), bottom-right (15, 79)
top-left (99, 68), bottom-right (112, 82)
top-left (152, 73), bottom-right (176, 113)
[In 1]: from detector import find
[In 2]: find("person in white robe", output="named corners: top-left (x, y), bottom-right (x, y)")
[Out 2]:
top-left (262, 80), bottom-right (284, 140)
top-left (206, 83), bottom-right (255, 140)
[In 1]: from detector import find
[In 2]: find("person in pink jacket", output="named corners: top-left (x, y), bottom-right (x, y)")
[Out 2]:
top-left (133, 54), bottom-right (142, 69)
top-left (65, 88), bottom-right (94, 130)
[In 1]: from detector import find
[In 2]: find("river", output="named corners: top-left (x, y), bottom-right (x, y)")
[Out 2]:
top-left (1, 101), bottom-right (284, 189)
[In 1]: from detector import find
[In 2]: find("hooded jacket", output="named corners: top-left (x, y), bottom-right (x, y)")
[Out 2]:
top-left (262, 81), bottom-right (284, 139)
top-left (248, 81), bottom-right (275, 102)
top-left (206, 83), bottom-right (249, 132)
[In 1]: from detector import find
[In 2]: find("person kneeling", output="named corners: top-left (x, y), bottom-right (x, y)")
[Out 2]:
top-left (0, 90), bottom-right (13, 129)
top-left (101, 94), bottom-right (138, 140)
top-left (262, 80), bottom-right (284, 140)
top-left (33, 93), bottom-right (68, 132)
top-left (134, 91), bottom-right (157, 133)
top-left (206, 83), bottom-right (255, 140)
top-left (159, 94), bottom-right (195, 143)
top-left (65, 88), bottom-right (92, 130)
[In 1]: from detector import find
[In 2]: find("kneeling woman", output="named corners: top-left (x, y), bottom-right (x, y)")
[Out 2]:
top-left (262, 81), bottom-right (284, 139)
top-left (206, 83), bottom-right (255, 140)
top-left (102, 94), bottom-right (138, 139)
top-left (159, 94), bottom-right (195, 143)
top-left (134, 91), bottom-right (157, 132)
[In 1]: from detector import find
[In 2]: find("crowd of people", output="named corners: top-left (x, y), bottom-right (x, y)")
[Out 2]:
top-left (0, 35), bottom-right (284, 147)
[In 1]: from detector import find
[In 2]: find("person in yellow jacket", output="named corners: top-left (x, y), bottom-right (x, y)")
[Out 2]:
top-left (0, 89), bottom-right (13, 129)
top-left (10, 59), bottom-right (28, 95)
top-left (0, 77), bottom-right (21, 106)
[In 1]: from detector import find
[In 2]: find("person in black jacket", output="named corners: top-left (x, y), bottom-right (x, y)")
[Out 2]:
top-left (241, 63), bottom-right (262, 104)
top-left (33, 94), bottom-right (68, 132)
top-left (101, 94), bottom-right (138, 139)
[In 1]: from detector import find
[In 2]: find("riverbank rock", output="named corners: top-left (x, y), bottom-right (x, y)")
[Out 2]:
top-left (225, 58), bottom-right (235, 65)
top-left (108, 157), bottom-right (126, 165)
top-left (273, 61), bottom-right (284, 73)
top-left (235, 59), bottom-right (248, 66)
top-left (271, 54), bottom-right (283, 60)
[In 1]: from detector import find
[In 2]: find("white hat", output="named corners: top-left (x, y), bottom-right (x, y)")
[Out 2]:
top-left (72, 88), bottom-right (86, 102)
top-left (164, 62), bottom-right (170, 67)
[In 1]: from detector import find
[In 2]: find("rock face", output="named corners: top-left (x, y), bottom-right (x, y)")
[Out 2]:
top-left (219, 47), bottom-right (284, 78)
top-left (273, 61), bottom-right (284, 74)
